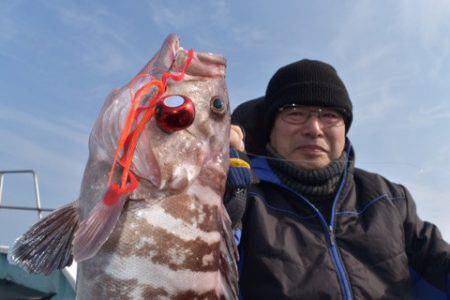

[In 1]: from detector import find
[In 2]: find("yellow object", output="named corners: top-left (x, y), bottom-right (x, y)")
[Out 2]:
top-left (230, 158), bottom-right (251, 169)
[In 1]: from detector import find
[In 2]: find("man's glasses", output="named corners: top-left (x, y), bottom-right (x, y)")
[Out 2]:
top-left (278, 105), bottom-right (345, 128)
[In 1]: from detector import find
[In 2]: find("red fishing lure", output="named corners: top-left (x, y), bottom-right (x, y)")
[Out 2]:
top-left (104, 49), bottom-right (195, 206)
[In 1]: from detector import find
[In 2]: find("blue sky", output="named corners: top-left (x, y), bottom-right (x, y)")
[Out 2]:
top-left (1, 0), bottom-right (449, 244)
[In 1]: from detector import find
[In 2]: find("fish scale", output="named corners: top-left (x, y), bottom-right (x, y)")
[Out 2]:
top-left (9, 33), bottom-right (238, 300)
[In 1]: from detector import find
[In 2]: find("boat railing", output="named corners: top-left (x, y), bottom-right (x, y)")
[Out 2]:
top-left (0, 169), bottom-right (77, 292)
top-left (0, 170), bottom-right (54, 219)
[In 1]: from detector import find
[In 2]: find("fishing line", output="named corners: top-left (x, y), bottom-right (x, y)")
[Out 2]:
top-left (240, 150), bottom-right (424, 171)
top-left (104, 49), bottom-right (194, 206)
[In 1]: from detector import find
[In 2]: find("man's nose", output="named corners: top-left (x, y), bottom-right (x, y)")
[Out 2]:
top-left (302, 114), bottom-right (324, 136)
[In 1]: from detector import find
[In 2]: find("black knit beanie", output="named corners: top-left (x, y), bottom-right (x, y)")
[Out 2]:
top-left (263, 59), bottom-right (353, 137)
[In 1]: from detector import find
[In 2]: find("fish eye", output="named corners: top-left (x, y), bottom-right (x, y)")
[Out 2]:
top-left (210, 97), bottom-right (227, 115)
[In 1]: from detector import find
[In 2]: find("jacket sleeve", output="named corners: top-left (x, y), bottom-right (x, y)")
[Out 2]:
top-left (401, 185), bottom-right (450, 295)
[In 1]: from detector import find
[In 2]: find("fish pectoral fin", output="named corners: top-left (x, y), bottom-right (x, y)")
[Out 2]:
top-left (72, 193), bottom-right (128, 262)
top-left (8, 201), bottom-right (79, 275)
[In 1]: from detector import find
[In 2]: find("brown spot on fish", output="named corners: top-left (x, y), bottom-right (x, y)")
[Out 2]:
top-left (173, 290), bottom-right (225, 300)
top-left (103, 210), bottom-right (222, 272)
top-left (142, 285), bottom-right (169, 299)
top-left (198, 166), bottom-right (227, 196)
top-left (159, 193), bottom-right (220, 232)
top-left (137, 226), bottom-right (221, 271)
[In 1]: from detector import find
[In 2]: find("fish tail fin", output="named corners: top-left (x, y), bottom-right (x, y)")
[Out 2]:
top-left (8, 201), bottom-right (79, 275)
top-left (72, 190), bottom-right (128, 262)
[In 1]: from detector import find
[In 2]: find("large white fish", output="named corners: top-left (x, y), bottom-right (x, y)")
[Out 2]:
top-left (9, 34), bottom-right (238, 299)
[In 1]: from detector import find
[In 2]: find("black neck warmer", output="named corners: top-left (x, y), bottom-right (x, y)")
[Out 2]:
top-left (266, 144), bottom-right (348, 219)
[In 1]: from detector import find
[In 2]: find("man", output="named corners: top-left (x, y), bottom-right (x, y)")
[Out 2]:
top-left (226, 59), bottom-right (450, 299)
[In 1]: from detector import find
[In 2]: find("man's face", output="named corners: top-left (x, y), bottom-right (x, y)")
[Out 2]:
top-left (269, 105), bottom-right (346, 170)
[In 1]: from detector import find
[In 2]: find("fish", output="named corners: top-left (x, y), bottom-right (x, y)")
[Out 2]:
top-left (8, 33), bottom-right (238, 299)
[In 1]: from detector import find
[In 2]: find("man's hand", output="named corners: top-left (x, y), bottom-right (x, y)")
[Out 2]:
top-left (230, 125), bottom-right (245, 152)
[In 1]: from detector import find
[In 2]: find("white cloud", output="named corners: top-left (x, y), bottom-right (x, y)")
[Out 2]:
top-left (0, 1), bottom-right (20, 42)
top-left (394, 1), bottom-right (450, 84)
top-left (0, 105), bottom-right (89, 146)
top-left (414, 144), bottom-right (450, 179)
top-left (38, 1), bottom-right (142, 76)
top-left (149, 5), bottom-right (186, 30)
top-left (146, 0), bottom-right (230, 30)
top-left (230, 25), bottom-right (267, 49)
top-left (0, 127), bottom-right (84, 176)
top-left (350, 44), bottom-right (395, 72)
top-left (0, 1), bottom-right (36, 63)
top-left (407, 103), bottom-right (450, 127)
top-left (405, 180), bottom-right (450, 242)
top-left (145, 0), bottom-right (267, 51)
top-left (353, 91), bottom-right (404, 123)
top-left (397, 0), bottom-right (450, 44)
top-left (329, 1), bottom-right (450, 127)
top-left (0, 1), bottom-right (140, 76)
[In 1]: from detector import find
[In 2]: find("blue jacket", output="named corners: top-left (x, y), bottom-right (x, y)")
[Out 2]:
top-left (235, 144), bottom-right (450, 299)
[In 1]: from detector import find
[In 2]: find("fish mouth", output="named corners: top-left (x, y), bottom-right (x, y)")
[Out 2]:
top-left (196, 51), bottom-right (227, 67)
top-left (172, 49), bottom-right (226, 79)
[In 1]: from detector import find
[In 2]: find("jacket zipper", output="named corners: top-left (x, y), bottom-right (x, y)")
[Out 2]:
top-left (327, 160), bottom-right (353, 300)
top-left (275, 167), bottom-right (353, 300)
top-left (328, 225), bottom-right (353, 300)
top-left (278, 183), bottom-right (353, 300)
top-left (250, 150), bottom-right (355, 300)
